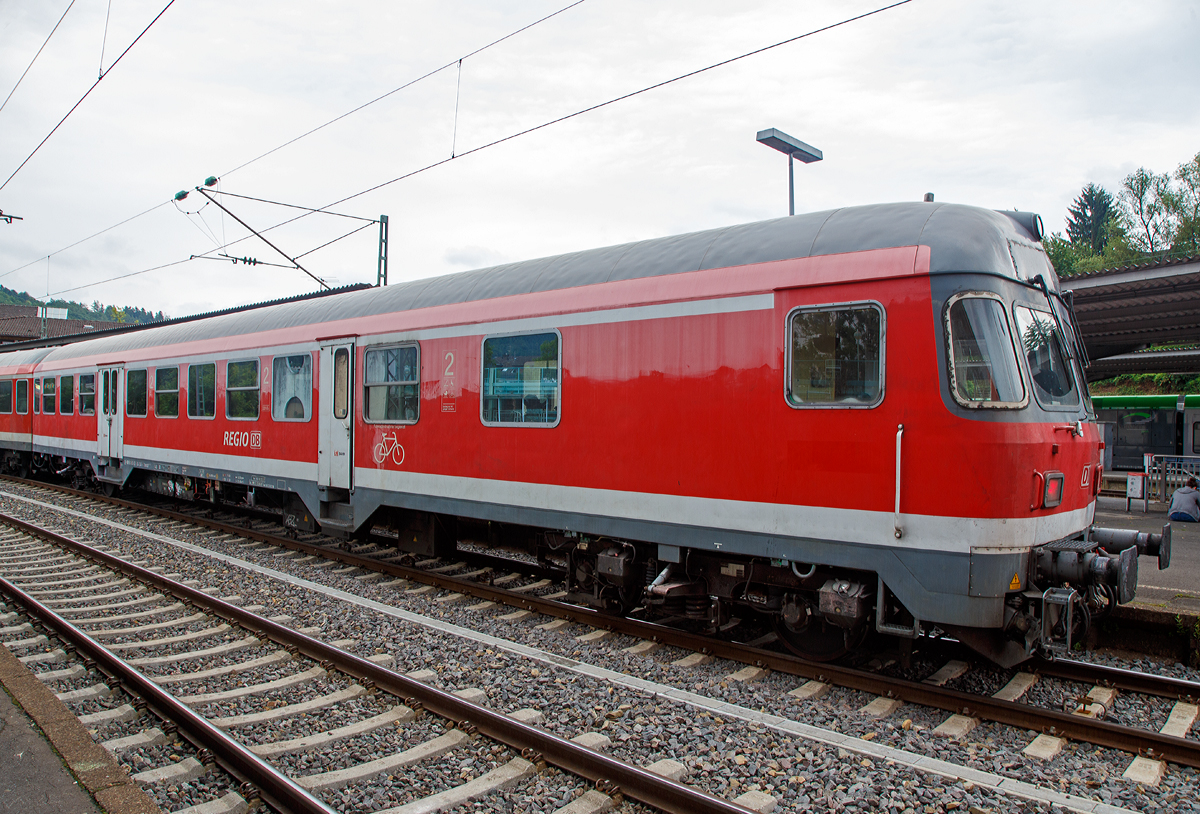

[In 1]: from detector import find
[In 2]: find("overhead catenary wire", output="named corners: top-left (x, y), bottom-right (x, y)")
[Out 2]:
top-left (173, 199), bottom-right (223, 247)
top-left (0, 0), bottom-right (178, 193)
top-left (4, 0), bottom-right (588, 282)
top-left (452, 59), bottom-right (464, 158)
top-left (47, 0), bottom-right (915, 298)
top-left (206, 190), bottom-right (378, 223)
top-left (220, 0), bottom-right (590, 179)
top-left (194, 188), bottom-right (330, 290)
top-left (326, 0), bottom-right (915, 212)
top-left (50, 257), bottom-right (190, 297)
top-left (196, 0), bottom-right (915, 263)
top-left (0, 0), bottom-right (77, 117)
top-left (99, 0), bottom-right (115, 79)
top-left (294, 221), bottom-right (377, 261)
top-left (0, 201), bottom-right (171, 281)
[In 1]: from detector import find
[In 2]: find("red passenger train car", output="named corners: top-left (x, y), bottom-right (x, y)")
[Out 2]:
top-left (0, 202), bottom-right (1168, 665)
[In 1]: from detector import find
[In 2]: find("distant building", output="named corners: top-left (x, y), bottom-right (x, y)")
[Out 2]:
top-left (0, 305), bottom-right (124, 344)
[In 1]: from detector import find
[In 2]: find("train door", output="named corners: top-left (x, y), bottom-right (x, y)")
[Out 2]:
top-left (318, 341), bottom-right (353, 489)
top-left (97, 365), bottom-right (124, 460)
top-left (1184, 400), bottom-right (1200, 456)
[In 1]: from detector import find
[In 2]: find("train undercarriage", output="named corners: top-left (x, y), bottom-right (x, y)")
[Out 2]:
top-left (551, 524), bottom-right (1169, 665)
top-left (6, 453), bottom-right (1171, 667)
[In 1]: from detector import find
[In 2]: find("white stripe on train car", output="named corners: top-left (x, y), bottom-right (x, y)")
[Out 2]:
top-left (361, 293), bottom-right (776, 347)
top-left (33, 435), bottom-right (94, 453)
top-left (353, 467), bottom-right (1094, 554)
top-left (122, 445), bottom-right (317, 482)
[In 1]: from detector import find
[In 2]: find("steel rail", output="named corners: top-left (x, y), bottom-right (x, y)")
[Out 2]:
top-left (0, 576), bottom-right (337, 814)
top-left (1033, 656), bottom-right (1200, 702)
top-left (8, 482), bottom-right (1200, 767)
top-left (915, 635), bottom-right (1200, 703)
top-left (0, 513), bottom-right (754, 814)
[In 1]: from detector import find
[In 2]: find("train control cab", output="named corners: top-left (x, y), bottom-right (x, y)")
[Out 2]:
top-left (0, 201), bottom-right (1172, 667)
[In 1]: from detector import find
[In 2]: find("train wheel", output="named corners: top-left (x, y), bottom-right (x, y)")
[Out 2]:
top-left (774, 614), bottom-right (865, 662)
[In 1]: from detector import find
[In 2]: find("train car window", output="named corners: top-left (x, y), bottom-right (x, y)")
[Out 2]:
top-left (1012, 305), bottom-right (1079, 408)
top-left (787, 304), bottom-right (883, 407)
top-left (33, 379), bottom-right (41, 414)
top-left (945, 295), bottom-right (1026, 408)
top-left (272, 354), bottom-right (312, 421)
top-left (42, 377), bottom-right (55, 415)
top-left (1194, 422), bottom-right (1200, 455)
top-left (363, 345), bottom-right (418, 423)
top-left (79, 375), bottom-right (95, 415)
top-left (481, 332), bottom-right (560, 426)
top-left (101, 371), bottom-right (109, 414)
top-left (126, 370), bottom-right (147, 417)
top-left (226, 360), bottom-right (260, 420)
top-left (60, 376), bottom-right (74, 416)
top-left (188, 363), bottom-right (216, 418)
top-left (0, 381), bottom-right (11, 413)
top-left (109, 371), bottom-right (118, 415)
top-left (155, 368), bottom-right (178, 418)
top-left (333, 349), bottom-right (349, 419)
top-left (16, 379), bottom-right (28, 414)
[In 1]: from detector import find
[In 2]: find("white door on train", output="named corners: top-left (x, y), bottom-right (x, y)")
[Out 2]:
top-left (97, 366), bottom-right (124, 460)
top-left (318, 342), bottom-right (354, 489)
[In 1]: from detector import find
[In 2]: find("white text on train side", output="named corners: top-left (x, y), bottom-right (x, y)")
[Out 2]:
top-left (224, 431), bottom-right (262, 449)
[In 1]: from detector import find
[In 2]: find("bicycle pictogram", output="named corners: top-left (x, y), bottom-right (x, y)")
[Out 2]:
top-left (372, 431), bottom-right (405, 466)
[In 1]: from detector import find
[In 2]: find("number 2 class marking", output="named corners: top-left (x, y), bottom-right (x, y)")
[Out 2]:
top-left (444, 351), bottom-right (455, 377)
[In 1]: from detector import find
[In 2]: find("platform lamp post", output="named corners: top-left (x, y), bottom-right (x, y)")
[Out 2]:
top-left (756, 128), bottom-right (822, 216)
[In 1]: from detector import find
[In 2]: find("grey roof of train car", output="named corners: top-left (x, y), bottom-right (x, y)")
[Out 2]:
top-left (37, 202), bottom-right (1045, 364)
top-left (0, 346), bottom-right (59, 368)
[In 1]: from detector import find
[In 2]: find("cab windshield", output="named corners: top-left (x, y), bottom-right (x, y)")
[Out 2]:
top-left (946, 295), bottom-right (1025, 407)
top-left (1013, 305), bottom-right (1079, 408)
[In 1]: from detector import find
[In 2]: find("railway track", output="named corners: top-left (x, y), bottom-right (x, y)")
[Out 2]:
top-left (2, 478), bottom-right (1199, 811)
top-left (0, 516), bottom-right (766, 814)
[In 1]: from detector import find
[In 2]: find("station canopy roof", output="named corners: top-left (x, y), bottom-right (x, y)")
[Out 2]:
top-left (1059, 255), bottom-right (1200, 380)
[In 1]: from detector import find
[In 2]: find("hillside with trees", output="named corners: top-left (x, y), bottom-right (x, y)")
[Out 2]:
top-left (0, 285), bottom-right (166, 324)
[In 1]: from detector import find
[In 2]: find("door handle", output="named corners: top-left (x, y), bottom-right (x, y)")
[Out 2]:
top-left (894, 424), bottom-right (904, 539)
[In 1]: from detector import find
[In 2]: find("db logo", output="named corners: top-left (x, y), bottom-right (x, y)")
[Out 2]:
top-left (1080, 466), bottom-right (1091, 488)
top-left (250, 431), bottom-right (262, 449)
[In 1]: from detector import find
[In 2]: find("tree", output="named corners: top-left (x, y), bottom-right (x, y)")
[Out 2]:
top-left (1168, 152), bottom-right (1200, 257)
top-left (1065, 183), bottom-right (1115, 254)
top-left (1045, 232), bottom-right (1082, 276)
top-left (1119, 166), bottom-right (1174, 254)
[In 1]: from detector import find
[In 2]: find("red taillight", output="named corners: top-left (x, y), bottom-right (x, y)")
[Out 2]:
top-left (1043, 471), bottom-right (1064, 508)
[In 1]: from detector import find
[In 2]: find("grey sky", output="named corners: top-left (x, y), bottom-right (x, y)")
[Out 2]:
top-left (0, 0), bottom-right (1196, 317)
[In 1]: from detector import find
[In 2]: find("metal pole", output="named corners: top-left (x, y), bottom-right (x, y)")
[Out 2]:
top-left (377, 214), bottom-right (389, 287)
top-left (788, 154), bottom-right (795, 216)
